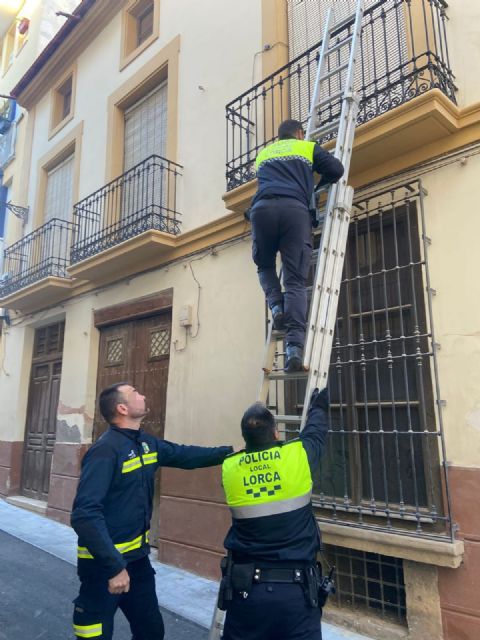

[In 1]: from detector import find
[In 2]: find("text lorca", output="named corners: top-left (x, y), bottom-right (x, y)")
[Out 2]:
top-left (243, 470), bottom-right (281, 486)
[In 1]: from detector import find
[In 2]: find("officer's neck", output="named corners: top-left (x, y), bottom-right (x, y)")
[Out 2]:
top-left (113, 416), bottom-right (142, 431)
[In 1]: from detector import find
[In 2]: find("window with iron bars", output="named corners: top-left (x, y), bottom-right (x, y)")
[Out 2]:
top-left (281, 182), bottom-right (451, 538)
top-left (320, 545), bottom-right (407, 624)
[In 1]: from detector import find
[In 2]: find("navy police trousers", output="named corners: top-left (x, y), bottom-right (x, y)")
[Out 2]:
top-left (72, 556), bottom-right (164, 639)
top-left (250, 197), bottom-right (312, 347)
top-left (223, 581), bottom-right (322, 640)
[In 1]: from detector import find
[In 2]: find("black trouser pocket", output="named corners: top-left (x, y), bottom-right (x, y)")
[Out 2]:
top-left (72, 580), bottom-right (114, 639)
top-left (299, 241), bottom-right (313, 281)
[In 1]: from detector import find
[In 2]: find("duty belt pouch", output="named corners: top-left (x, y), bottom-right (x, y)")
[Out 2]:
top-left (217, 554), bottom-right (234, 611)
top-left (231, 563), bottom-right (255, 595)
top-left (304, 566), bottom-right (320, 608)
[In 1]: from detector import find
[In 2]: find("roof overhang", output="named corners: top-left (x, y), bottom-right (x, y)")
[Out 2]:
top-left (11, 0), bottom-right (129, 108)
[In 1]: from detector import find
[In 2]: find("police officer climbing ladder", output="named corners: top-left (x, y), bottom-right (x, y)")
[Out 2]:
top-left (209, 1), bottom-right (365, 637)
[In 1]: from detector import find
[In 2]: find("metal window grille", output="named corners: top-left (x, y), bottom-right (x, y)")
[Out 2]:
top-left (272, 180), bottom-right (453, 540)
top-left (321, 545), bottom-right (407, 623)
top-left (106, 338), bottom-right (124, 365)
top-left (149, 328), bottom-right (170, 359)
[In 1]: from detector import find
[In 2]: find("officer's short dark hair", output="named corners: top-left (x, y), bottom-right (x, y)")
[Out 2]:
top-left (278, 119), bottom-right (303, 140)
top-left (241, 403), bottom-right (276, 447)
top-left (99, 382), bottom-right (129, 423)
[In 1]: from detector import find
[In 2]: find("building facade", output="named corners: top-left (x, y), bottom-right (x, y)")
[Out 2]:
top-left (0, 1), bottom-right (479, 638)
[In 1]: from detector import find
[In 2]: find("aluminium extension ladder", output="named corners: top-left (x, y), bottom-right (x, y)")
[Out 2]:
top-left (208, 2), bottom-right (364, 637)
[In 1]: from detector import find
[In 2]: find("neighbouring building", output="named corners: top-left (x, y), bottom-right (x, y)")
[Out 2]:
top-left (0, 1), bottom-right (479, 638)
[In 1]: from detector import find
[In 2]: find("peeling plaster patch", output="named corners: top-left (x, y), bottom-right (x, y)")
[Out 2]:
top-left (58, 401), bottom-right (94, 430)
top-left (56, 420), bottom-right (81, 444)
top-left (466, 407), bottom-right (480, 432)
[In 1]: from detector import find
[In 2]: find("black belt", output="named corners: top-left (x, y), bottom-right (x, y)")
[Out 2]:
top-left (253, 567), bottom-right (305, 584)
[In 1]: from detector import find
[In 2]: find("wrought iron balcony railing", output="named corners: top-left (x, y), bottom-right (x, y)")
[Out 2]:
top-left (71, 154), bottom-right (182, 264)
top-left (226, 0), bottom-right (456, 191)
top-left (0, 218), bottom-right (74, 298)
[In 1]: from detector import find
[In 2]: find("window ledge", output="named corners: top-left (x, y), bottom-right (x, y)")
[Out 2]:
top-left (48, 111), bottom-right (74, 140)
top-left (120, 31), bottom-right (158, 71)
top-left (319, 520), bottom-right (464, 568)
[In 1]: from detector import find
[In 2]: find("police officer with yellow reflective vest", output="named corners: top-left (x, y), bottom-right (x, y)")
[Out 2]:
top-left (219, 387), bottom-right (330, 640)
top-left (70, 382), bottom-right (233, 640)
top-left (248, 119), bottom-right (344, 372)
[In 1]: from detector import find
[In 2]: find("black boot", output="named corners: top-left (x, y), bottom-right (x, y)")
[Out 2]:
top-left (285, 343), bottom-right (303, 373)
top-left (271, 303), bottom-right (285, 331)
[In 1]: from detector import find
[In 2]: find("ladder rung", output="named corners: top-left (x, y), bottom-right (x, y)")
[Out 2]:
top-left (267, 370), bottom-right (309, 381)
top-left (318, 62), bottom-right (348, 84)
top-left (315, 90), bottom-right (344, 110)
top-left (326, 35), bottom-right (353, 56)
top-left (333, 11), bottom-right (359, 33)
top-left (274, 415), bottom-right (302, 424)
top-left (309, 119), bottom-right (340, 140)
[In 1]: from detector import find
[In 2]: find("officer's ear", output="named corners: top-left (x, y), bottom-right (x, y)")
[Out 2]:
top-left (273, 428), bottom-right (280, 441)
top-left (116, 402), bottom-right (129, 416)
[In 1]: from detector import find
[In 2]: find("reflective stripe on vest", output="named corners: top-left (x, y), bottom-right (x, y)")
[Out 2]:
top-left (77, 530), bottom-right (149, 559)
top-left (73, 623), bottom-right (103, 638)
top-left (222, 441), bottom-right (312, 520)
top-left (255, 139), bottom-right (315, 170)
top-left (122, 452), bottom-right (158, 473)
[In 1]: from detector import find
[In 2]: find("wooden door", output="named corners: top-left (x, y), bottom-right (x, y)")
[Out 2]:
top-left (94, 311), bottom-right (172, 544)
top-left (21, 323), bottom-right (64, 501)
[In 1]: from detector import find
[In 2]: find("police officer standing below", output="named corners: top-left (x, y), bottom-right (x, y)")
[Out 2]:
top-left (70, 382), bottom-right (233, 640)
top-left (220, 388), bottom-right (330, 640)
top-left (249, 119), bottom-right (344, 372)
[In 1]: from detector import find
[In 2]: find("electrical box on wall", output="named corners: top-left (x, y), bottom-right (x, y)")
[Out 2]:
top-left (179, 304), bottom-right (193, 327)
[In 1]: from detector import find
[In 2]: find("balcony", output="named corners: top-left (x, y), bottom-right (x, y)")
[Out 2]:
top-left (0, 218), bottom-right (74, 312)
top-left (224, 0), bottom-right (457, 210)
top-left (69, 154), bottom-right (182, 283)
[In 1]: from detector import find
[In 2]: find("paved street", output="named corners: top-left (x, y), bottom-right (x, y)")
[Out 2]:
top-left (0, 500), bottom-right (373, 640)
top-left (0, 530), bottom-right (208, 640)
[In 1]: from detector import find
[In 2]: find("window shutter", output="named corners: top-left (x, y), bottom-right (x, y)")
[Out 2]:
top-left (44, 154), bottom-right (75, 223)
top-left (124, 82), bottom-right (167, 171)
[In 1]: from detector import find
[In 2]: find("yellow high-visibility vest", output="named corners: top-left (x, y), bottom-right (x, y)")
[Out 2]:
top-left (222, 441), bottom-right (312, 519)
top-left (255, 139), bottom-right (316, 171)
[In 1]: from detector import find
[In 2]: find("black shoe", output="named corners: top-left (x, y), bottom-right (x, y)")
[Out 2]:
top-left (285, 344), bottom-right (303, 373)
top-left (271, 304), bottom-right (285, 331)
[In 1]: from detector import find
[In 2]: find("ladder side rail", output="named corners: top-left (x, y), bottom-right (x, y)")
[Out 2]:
top-left (303, 184), bottom-right (338, 367)
top-left (305, 8), bottom-right (335, 139)
top-left (300, 187), bottom-right (354, 427)
top-left (303, 95), bottom-right (359, 367)
top-left (207, 608), bottom-right (225, 640)
top-left (342, 1), bottom-right (365, 97)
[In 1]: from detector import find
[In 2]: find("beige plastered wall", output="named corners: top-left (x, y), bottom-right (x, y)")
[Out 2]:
top-left (0, 238), bottom-right (265, 447)
top-left (14, 0), bottom-right (263, 241)
top-left (420, 152), bottom-right (480, 468)
top-left (446, 0), bottom-right (480, 107)
top-left (0, 0), bottom-right (78, 95)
